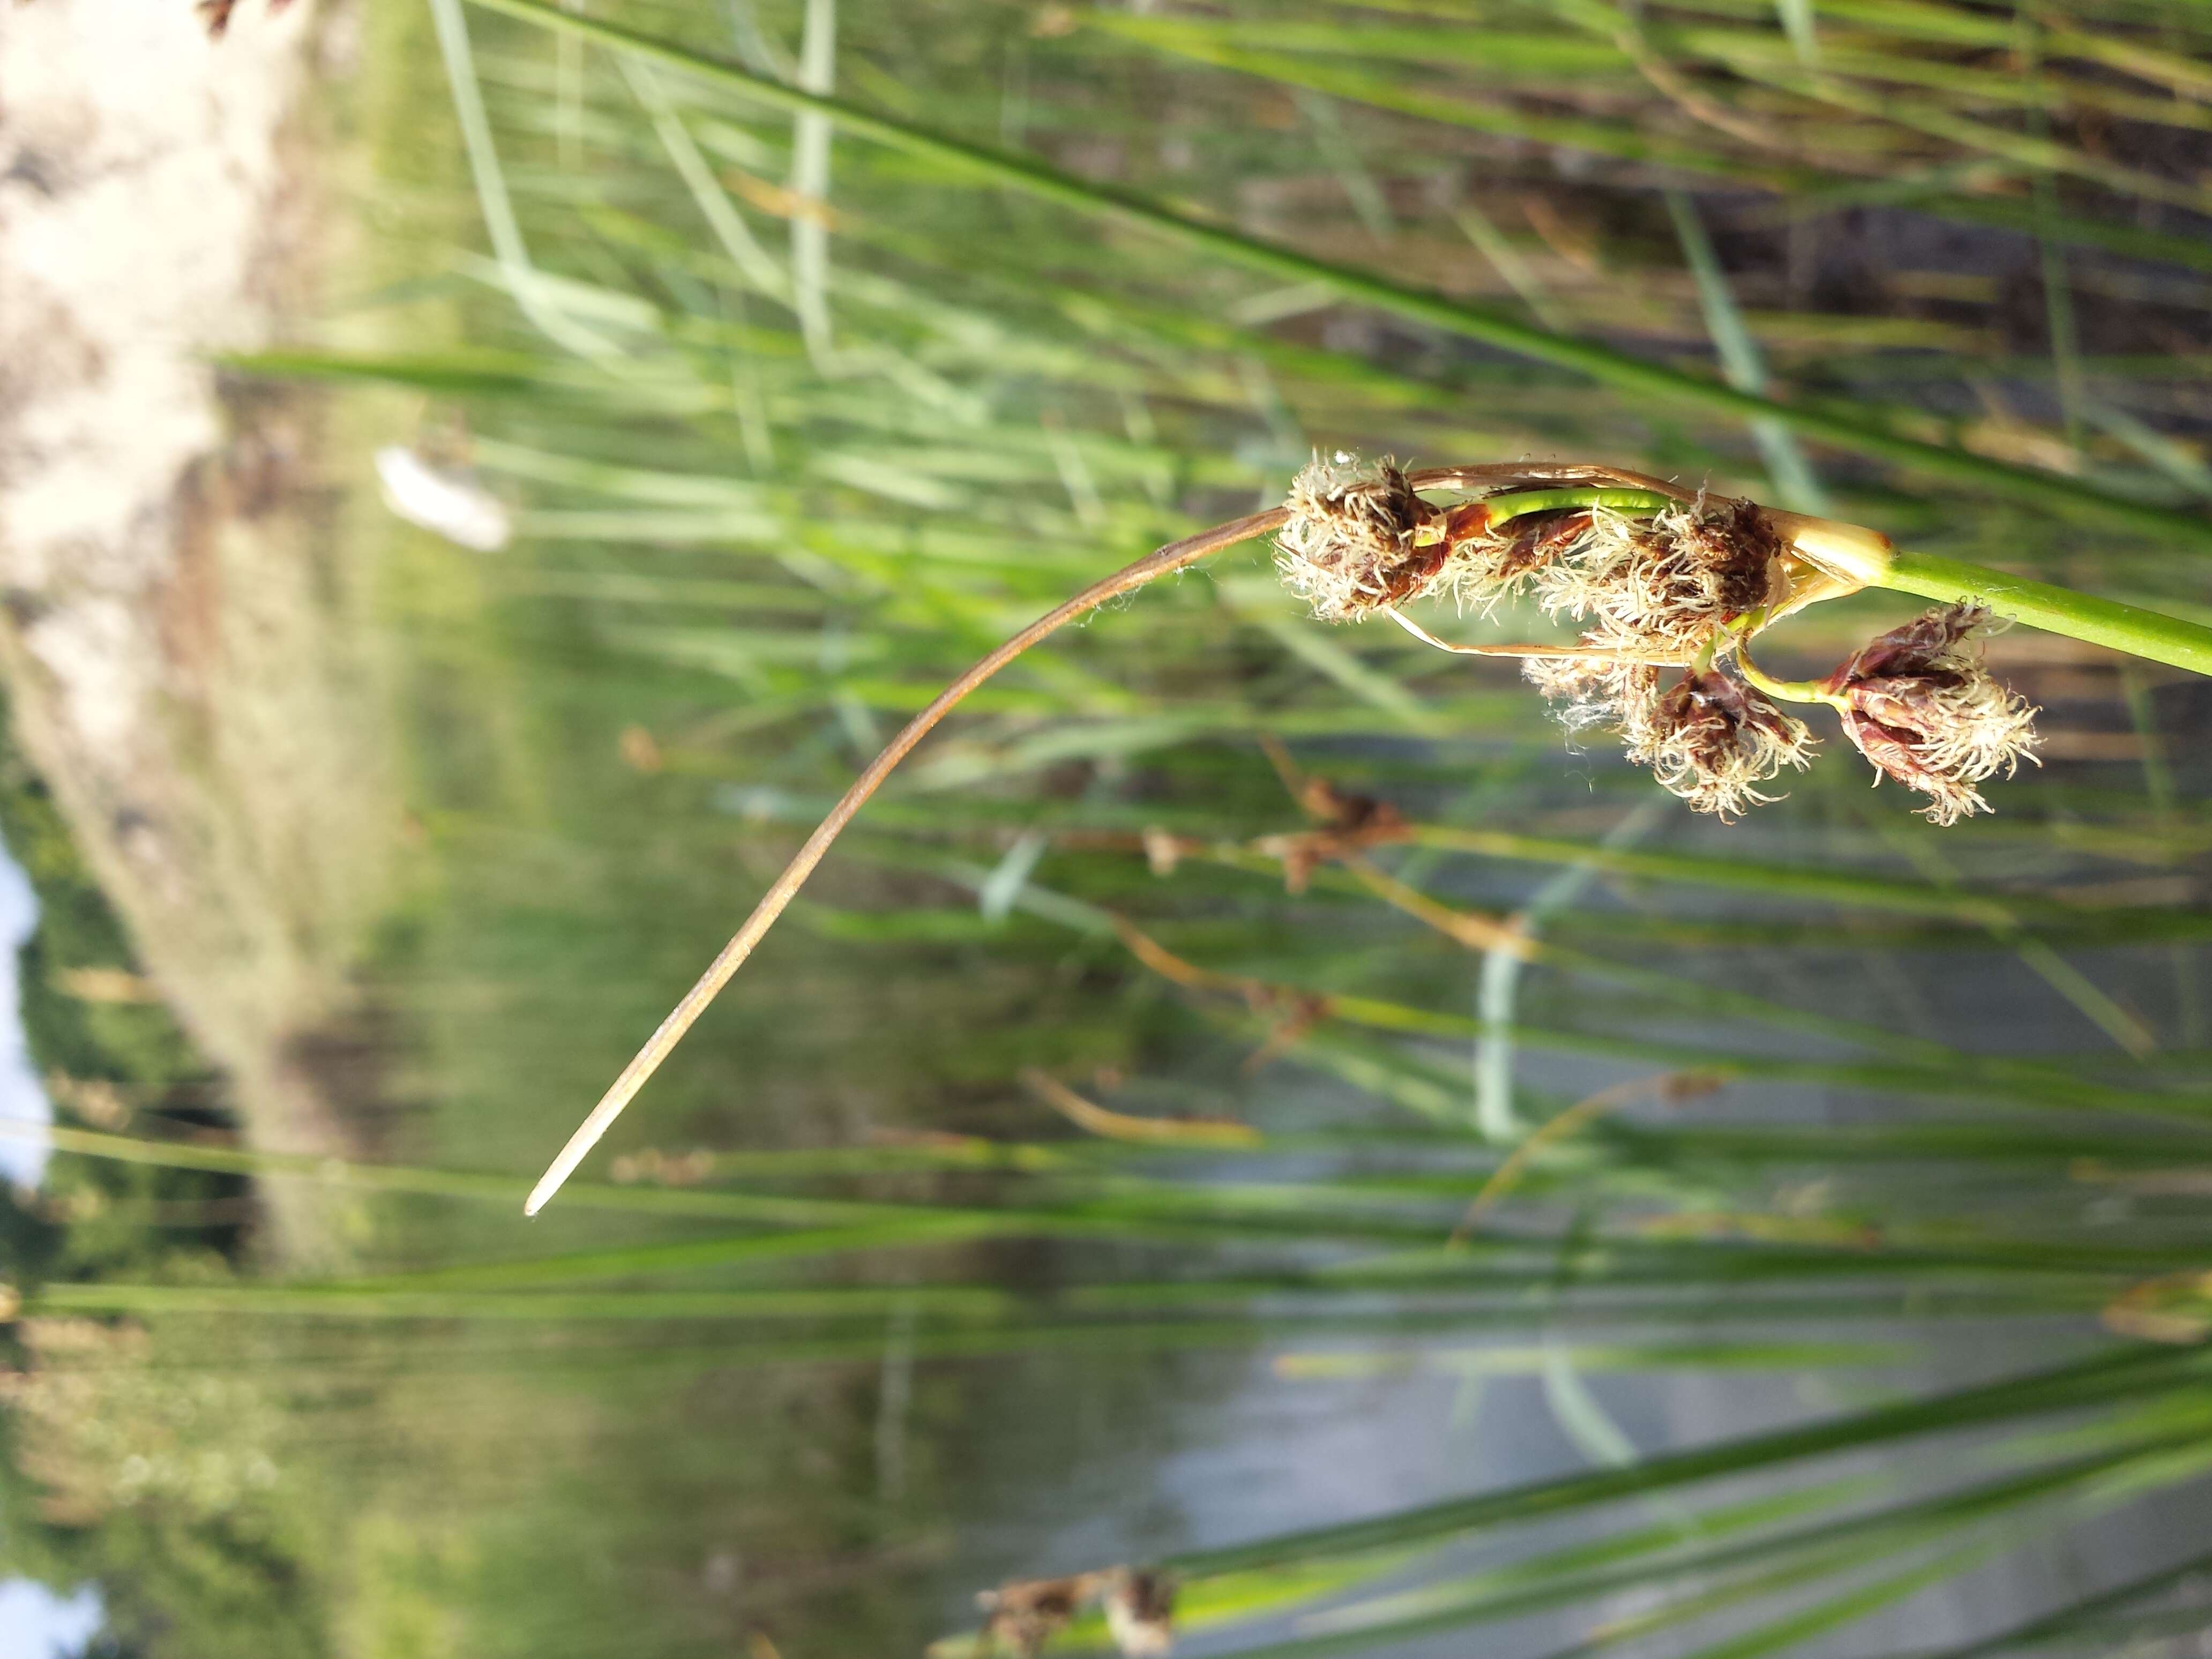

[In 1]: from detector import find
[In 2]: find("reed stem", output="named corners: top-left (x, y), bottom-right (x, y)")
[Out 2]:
top-left (1736, 510), bottom-right (2212, 677)
top-left (1878, 549), bottom-right (2212, 676)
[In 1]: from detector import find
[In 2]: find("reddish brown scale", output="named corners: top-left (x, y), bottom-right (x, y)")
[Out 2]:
top-left (1498, 509), bottom-right (1595, 580)
top-left (1634, 669), bottom-right (1814, 819)
top-left (1703, 500), bottom-right (1789, 617)
top-left (1360, 465), bottom-right (1448, 603)
top-left (1374, 538), bottom-right (1453, 604)
top-left (1815, 603), bottom-right (2037, 823)
top-left (1820, 604), bottom-right (1980, 691)
top-left (1440, 500), bottom-right (1492, 544)
top-left (1600, 498), bottom-right (1783, 639)
top-left (1371, 462), bottom-right (1431, 532)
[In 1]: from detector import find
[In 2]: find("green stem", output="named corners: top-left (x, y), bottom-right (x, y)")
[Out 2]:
top-left (1733, 642), bottom-right (1848, 710)
top-left (1880, 550), bottom-right (2212, 677)
top-left (463, 0), bottom-right (2212, 549)
top-left (1474, 487), bottom-right (1676, 528)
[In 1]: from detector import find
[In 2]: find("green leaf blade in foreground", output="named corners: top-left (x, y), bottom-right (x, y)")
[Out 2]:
top-left (459, 0), bottom-right (2212, 550)
top-left (1156, 1342), bottom-right (2212, 1575)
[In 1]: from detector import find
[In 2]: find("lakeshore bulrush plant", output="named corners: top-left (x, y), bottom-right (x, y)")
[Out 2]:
top-left (523, 457), bottom-right (2212, 1217)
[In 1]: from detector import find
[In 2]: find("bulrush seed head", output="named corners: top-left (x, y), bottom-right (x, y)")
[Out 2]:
top-left (1442, 507), bottom-right (1611, 618)
top-left (978, 1576), bottom-right (1086, 1656)
top-left (1628, 669), bottom-right (1816, 820)
top-left (1534, 497), bottom-right (1789, 649)
top-left (1275, 452), bottom-right (1451, 619)
top-left (1820, 603), bottom-right (2040, 825)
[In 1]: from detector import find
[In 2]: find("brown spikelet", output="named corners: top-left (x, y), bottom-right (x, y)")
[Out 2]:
top-left (1436, 507), bottom-right (1609, 617)
top-left (1628, 669), bottom-right (1815, 819)
top-left (1102, 1570), bottom-right (1177, 1658)
top-left (1533, 496), bottom-right (1788, 649)
top-left (979, 1575), bottom-right (1087, 1656)
top-left (1275, 453), bottom-right (1445, 620)
top-left (1821, 603), bottom-right (2040, 825)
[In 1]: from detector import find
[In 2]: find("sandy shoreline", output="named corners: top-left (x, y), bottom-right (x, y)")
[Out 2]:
top-left (0, 0), bottom-right (391, 1257)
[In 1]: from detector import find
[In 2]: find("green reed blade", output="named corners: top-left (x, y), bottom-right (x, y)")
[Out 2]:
top-left (1160, 1343), bottom-right (2210, 1575)
top-left (458, 0), bottom-right (2212, 548)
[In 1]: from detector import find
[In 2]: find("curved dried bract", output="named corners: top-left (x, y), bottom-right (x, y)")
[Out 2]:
top-left (525, 506), bottom-right (1290, 1215)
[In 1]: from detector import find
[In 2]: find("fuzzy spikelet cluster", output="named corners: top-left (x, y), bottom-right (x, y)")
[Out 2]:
top-left (1529, 497), bottom-right (1785, 649)
top-left (1511, 498), bottom-right (1800, 813)
top-left (1276, 453), bottom-right (1447, 621)
top-left (1820, 604), bottom-right (2041, 824)
top-left (1277, 462), bottom-right (2042, 825)
top-left (1521, 656), bottom-right (1661, 737)
top-left (1276, 453), bottom-right (1546, 620)
top-left (1627, 670), bottom-right (1816, 820)
top-left (1522, 657), bottom-right (1812, 817)
top-left (1277, 462), bottom-right (1786, 639)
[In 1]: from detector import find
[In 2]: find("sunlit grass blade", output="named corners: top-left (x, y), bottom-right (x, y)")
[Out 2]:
top-left (459, 0), bottom-right (2212, 548)
top-left (1158, 1344), bottom-right (2211, 1575)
